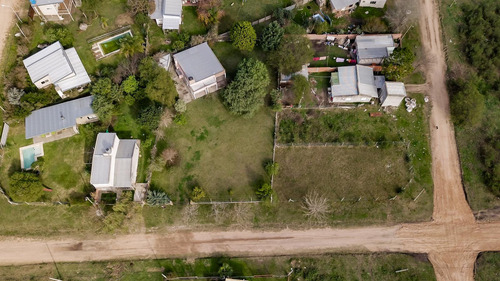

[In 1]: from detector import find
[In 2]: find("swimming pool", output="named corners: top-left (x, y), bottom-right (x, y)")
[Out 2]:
top-left (98, 31), bottom-right (132, 55)
top-left (19, 143), bottom-right (44, 170)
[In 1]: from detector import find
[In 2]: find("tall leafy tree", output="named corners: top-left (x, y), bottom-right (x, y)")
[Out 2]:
top-left (270, 35), bottom-right (313, 75)
top-left (382, 47), bottom-right (415, 81)
top-left (9, 172), bottom-right (44, 202)
top-left (260, 21), bottom-right (284, 52)
top-left (450, 80), bottom-right (485, 126)
top-left (138, 57), bottom-right (178, 106)
top-left (91, 78), bottom-right (123, 123)
top-left (230, 21), bottom-right (257, 51)
top-left (221, 58), bottom-right (270, 116)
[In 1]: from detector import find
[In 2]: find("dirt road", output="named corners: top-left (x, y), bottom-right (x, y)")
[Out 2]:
top-left (0, 0), bottom-right (497, 280)
top-left (0, 0), bottom-right (19, 67)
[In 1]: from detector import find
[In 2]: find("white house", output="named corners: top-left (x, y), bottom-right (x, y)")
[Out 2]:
top-left (359, 0), bottom-right (386, 8)
top-left (173, 42), bottom-right (227, 99)
top-left (329, 65), bottom-right (378, 103)
top-left (379, 81), bottom-right (407, 107)
top-left (149, 0), bottom-right (182, 30)
top-left (329, 0), bottom-right (359, 14)
top-left (353, 35), bottom-right (396, 65)
top-left (23, 41), bottom-right (91, 98)
top-left (90, 133), bottom-right (140, 192)
top-left (29, 0), bottom-right (79, 22)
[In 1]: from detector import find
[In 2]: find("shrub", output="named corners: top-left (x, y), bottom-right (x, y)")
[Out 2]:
top-left (173, 113), bottom-right (187, 125)
top-left (7, 88), bottom-right (25, 105)
top-left (191, 186), bottom-right (206, 201)
top-left (273, 8), bottom-right (292, 26)
top-left (265, 162), bottom-right (280, 176)
top-left (44, 25), bottom-right (74, 47)
top-left (146, 190), bottom-right (171, 205)
top-left (256, 183), bottom-right (273, 200)
top-left (230, 21), bottom-right (256, 51)
top-left (139, 57), bottom-right (178, 106)
top-left (197, 0), bottom-right (224, 25)
top-left (9, 172), bottom-right (44, 202)
top-left (121, 75), bottom-right (139, 94)
top-left (138, 105), bottom-right (163, 130)
top-left (174, 99), bottom-right (187, 113)
top-left (382, 47), bottom-right (415, 81)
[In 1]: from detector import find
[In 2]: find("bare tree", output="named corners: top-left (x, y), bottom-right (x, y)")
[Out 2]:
top-left (233, 203), bottom-right (252, 226)
top-left (212, 203), bottom-right (228, 224)
top-left (302, 191), bottom-right (331, 221)
top-left (385, 0), bottom-right (419, 32)
top-left (161, 148), bottom-right (179, 165)
top-left (181, 204), bottom-right (199, 224)
top-left (159, 108), bottom-right (175, 128)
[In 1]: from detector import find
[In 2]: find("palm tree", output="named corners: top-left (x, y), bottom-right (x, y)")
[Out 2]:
top-left (120, 35), bottom-right (144, 58)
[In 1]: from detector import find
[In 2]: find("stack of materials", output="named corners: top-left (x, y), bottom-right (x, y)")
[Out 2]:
top-left (405, 97), bottom-right (417, 112)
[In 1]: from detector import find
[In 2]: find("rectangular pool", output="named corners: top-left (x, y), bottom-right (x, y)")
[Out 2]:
top-left (98, 30), bottom-right (132, 55)
top-left (19, 143), bottom-right (44, 170)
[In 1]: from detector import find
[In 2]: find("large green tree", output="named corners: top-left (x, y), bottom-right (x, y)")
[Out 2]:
top-left (221, 58), bottom-right (270, 116)
top-left (9, 172), bottom-right (44, 202)
top-left (138, 57), bottom-right (178, 106)
top-left (260, 21), bottom-right (284, 52)
top-left (119, 35), bottom-right (144, 58)
top-left (270, 35), bottom-right (313, 75)
top-left (91, 78), bottom-right (123, 123)
top-left (230, 21), bottom-right (257, 51)
top-left (382, 47), bottom-right (415, 81)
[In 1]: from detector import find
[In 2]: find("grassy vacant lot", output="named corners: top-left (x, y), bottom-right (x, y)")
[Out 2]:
top-left (218, 0), bottom-right (293, 32)
top-left (475, 252), bottom-right (500, 281)
top-left (274, 146), bottom-right (412, 220)
top-left (0, 254), bottom-right (436, 281)
top-left (273, 94), bottom-right (433, 224)
top-left (151, 96), bottom-right (274, 203)
top-left (211, 42), bottom-right (267, 78)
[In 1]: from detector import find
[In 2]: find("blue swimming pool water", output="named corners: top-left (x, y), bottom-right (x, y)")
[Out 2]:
top-left (22, 148), bottom-right (36, 169)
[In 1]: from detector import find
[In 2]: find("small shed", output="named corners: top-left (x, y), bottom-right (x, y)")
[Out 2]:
top-left (379, 81), bottom-right (407, 107)
top-left (0, 123), bottom-right (9, 147)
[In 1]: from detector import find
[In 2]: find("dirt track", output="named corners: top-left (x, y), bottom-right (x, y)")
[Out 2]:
top-left (0, 0), bottom-right (18, 67)
top-left (0, 0), bottom-right (498, 280)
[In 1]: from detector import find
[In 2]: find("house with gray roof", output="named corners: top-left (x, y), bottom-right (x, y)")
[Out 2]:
top-left (149, 0), bottom-right (182, 30)
top-left (379, 81), bottom-right (407, 107)
top-left (30, 0), bottom-right (79, 22)
top-left (23, 41), bottom-right (91, 98)
top-left (173, 42), bottom-right (226, 99)
top-left (25, 96), bottom-right (97, 141)
top-left (90, 133), bottom-right (140, 191)
top-left (329, 65), bottom-right (378, 103)
top-left (353, 35), bottom-right (396, 65)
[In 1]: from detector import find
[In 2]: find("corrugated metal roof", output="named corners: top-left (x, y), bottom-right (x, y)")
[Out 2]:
top-left (31, 0), bottom-right (64, 5)
top-left (385, 81), bottom-right (407, 97)
top-left (114, 158), bottom-right (132, 187)
top-left (331, 65), bottom-right (377, 98)
top-left (23, 41), bottom-right (74, 84)
top-left (356, 35), bottom-right (395, 60)
top-left (90, 133), bottom-right (138, 188)
top-left (149, 0), bottom-right (163, 20)
top-left (162, 15), bottom-right (182, 30)
top-left (55, 48), bottom-right (91, 92)
top-left (330, 0), bottom-right (358, 10)
top-left (163, 0), bottom-right (182, 17)
top-left (1, 123), bottom-right (9, 146)
top-left (25, 96), bottom-right (94, 139)
top-left (173, 42), bottom-right (225, 82)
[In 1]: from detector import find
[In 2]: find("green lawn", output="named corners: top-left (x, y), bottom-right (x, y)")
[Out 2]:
top-left (475, 252), bottom-right (500, 281)
top-left (150, 96), bottom-right (274, 203)
top-left (211, 42), bottom-right (268, 79)
top-left (181, 6), bottom-right (208, 35)
top-left (218, 0), bottom-right (293, 33)
top-left (0, 254), bottom-right (436, 280)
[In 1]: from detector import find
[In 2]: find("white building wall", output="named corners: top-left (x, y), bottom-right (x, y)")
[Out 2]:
top-left (359, 0), bottom-right (386, 8)
top-left (38, 4), bottom-right (60, 16)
